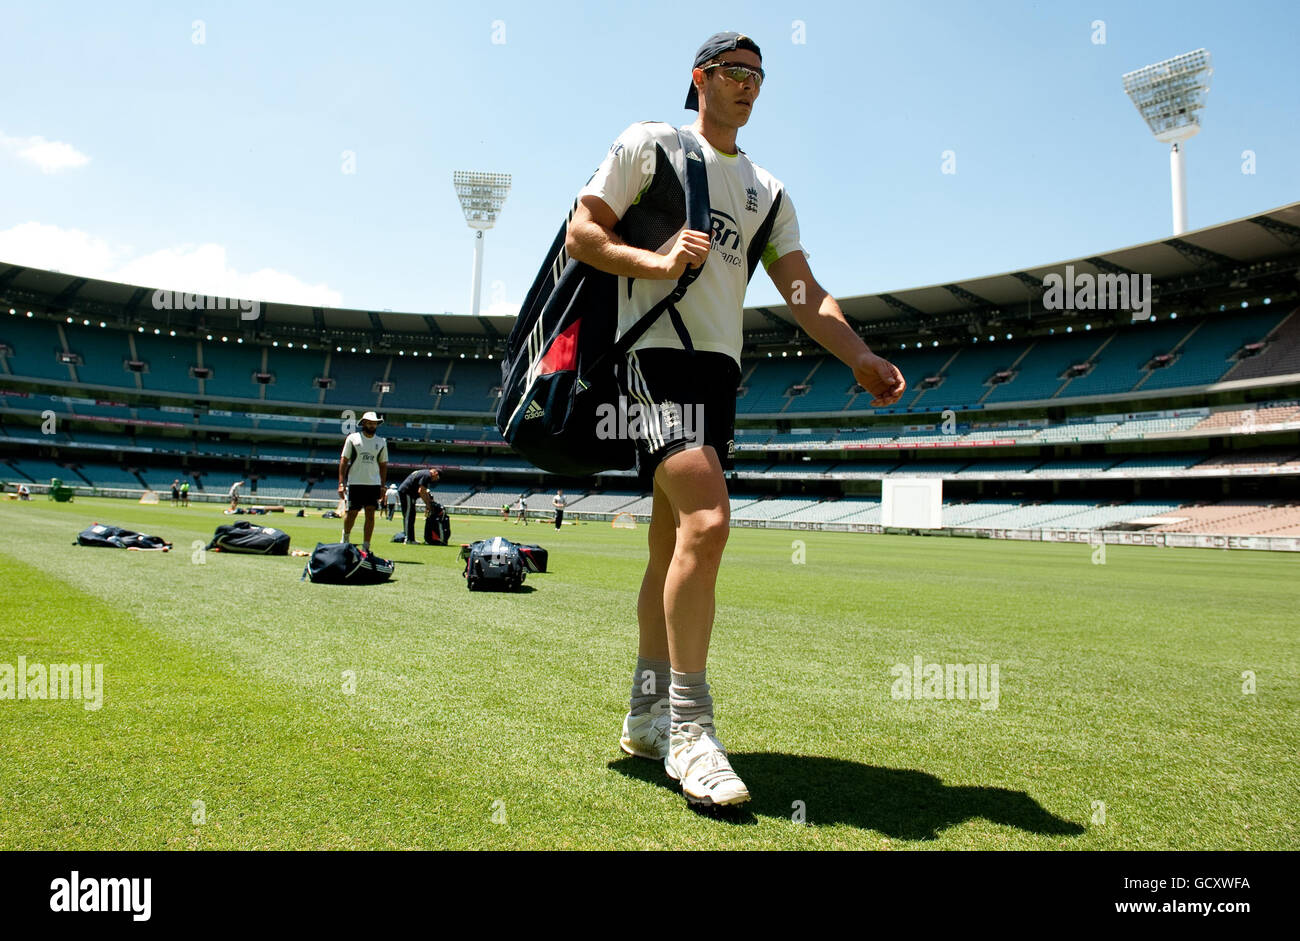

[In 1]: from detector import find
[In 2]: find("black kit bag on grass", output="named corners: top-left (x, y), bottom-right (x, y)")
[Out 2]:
top-left (76, 523), bottom-right (172, 551)
top-left (463, 537), bottom-right (526, 592)
top-left (207, 521), bottom-right (290, 555)
top-left (496, 126), bottom-right (716, 477)
top-left (517, 544), bottom-right (548, 573)
top-left (302, 542), bottom-right (394, 585)
top-left (423, 502), bottom-right (451, 546)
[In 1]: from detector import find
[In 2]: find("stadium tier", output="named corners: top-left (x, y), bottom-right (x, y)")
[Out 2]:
top-left (4, 203), bottom-right (1299, 550)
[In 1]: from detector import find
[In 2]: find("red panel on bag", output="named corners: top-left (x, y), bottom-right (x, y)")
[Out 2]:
top-left (538, 318), bottom-right (580, 375)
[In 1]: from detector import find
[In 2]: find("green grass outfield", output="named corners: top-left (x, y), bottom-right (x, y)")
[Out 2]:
top-left (0, 495), bottom-right (1295, 850)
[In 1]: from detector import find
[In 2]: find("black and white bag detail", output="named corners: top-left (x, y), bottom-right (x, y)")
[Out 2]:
top-left (463, 536), bottom-right (526, 592)
top-left (207, 521), bottom-right (291, 555)
top-left (517, 544), bottom-right (549, 573)
top-left (302, 542), bottom-right (395, 584)
top-left (76, 523), bottom-right (172, 551)
top-left (495, 127), bottom-right (711, 477)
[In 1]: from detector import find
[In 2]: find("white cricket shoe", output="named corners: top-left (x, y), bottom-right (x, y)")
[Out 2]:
top-left (664, 721), bottom-right (751, 807)
top-left (619, 701), bottom-right (670, 760)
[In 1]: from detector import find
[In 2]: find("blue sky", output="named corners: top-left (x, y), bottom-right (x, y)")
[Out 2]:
top-left (1, 0), bottom-right (1296, 317)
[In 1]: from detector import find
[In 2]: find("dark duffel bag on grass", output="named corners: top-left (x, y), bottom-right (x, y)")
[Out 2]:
top-left (463, 537), bottom-right (526, 592)
top-left (302, 542), bottom-right (394, 584)
top-left (207, 521), bottom-right (290, 555)
top-left (76, 523), bottom-right (172, 551)
top-left (424, 502), bottom-right (451, 546)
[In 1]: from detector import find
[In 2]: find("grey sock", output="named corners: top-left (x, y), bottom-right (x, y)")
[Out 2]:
top-left (670, 669), bottom-right (714, 737)
top-left (629, 657), bottom-right (671, 716)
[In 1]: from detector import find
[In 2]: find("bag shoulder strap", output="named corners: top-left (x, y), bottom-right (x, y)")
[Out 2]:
top-left (586, 126), bottom-right (710, 376)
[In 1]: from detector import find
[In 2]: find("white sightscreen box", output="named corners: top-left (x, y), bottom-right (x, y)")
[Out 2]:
top-left (881, 478), bottom-right (943, 529)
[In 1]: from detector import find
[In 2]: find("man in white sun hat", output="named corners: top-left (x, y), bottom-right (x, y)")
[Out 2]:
top-left (338, 411), bottom-right (388, 554)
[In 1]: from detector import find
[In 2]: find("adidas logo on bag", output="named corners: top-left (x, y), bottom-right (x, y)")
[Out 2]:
top-left (524, 401), bottom-right (544, 421)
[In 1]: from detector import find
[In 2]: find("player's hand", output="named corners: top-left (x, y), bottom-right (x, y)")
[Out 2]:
top-left (854, 352), bottom-right (906, 407)
top-left (337, 484), bottom-right (345, 494)
top-left (660, 229), bottom-right (711, 279)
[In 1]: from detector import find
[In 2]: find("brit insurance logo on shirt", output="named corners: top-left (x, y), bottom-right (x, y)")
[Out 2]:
top-left (708, 210), bottom-right (746, 269)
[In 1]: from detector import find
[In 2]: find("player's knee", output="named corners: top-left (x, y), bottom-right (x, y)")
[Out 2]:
top-left (680, 508), bottom-right (729, 557)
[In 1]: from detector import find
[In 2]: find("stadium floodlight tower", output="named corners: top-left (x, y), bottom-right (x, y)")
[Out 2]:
top-left (1122, 49), bottom-right (1213, 236)
top-left (453, 170), bottom-right (512, 316)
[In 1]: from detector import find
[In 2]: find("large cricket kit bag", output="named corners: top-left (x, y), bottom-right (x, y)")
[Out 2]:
top-left (423, 502), bottom-right (451, 546)
top-left (301, 542), bottom-right (394, 584)
top-left (463, 537), bottom-right (526, 592)
top-left (517, 544), bottom-right (549, 573)
top-left (207, 521), bottom-right (290, 555)
top-left (495, 125), bottom-right (714, 477)
top-left (75, 523), bottom-right (172, 551)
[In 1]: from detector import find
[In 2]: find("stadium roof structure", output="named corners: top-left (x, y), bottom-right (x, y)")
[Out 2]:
top-left (742, 200), bottom-right (1300, 341)
top-left (2, 201), bottom-right (1299, 352)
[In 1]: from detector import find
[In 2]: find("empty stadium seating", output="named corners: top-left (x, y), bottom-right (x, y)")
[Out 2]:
top-left (1224, 309), bottom-right (1300, 381)
top-left (63, 325), bottom-right (134, 388)
top-left (1056, 321), bottom-right (1189, 397)
top-left (437, 359), bottom-right (501, 413)
top-left (264, 348), bottom-right (328, 404)
top-left (982, 333), bottom-right (1103, 404)
top-left (2, 317), bottom-right (71, 381)
top-left (1138, 309), bottom-right (1286, 391)
top-left (201, 342), bottom-right (265, 399)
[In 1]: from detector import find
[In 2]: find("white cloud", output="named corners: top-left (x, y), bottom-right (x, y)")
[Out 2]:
top-left (0, 221), bottom-right (343, 307)
top-left (0, 132), bottom-right (91, 174)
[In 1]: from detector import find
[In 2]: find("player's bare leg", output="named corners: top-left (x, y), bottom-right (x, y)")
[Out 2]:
top-left (651, 444), bottom-right (749, 805)
top-left (342, 507), bottom-right (359, 543)
top-left (621, 475), bottom-right (678, 760)
top-left (654, 446), bottom-right (729, 673)
top-left (362, 506), bottom-right (375, 551)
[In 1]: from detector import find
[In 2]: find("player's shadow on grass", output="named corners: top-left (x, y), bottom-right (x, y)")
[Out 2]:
top-left (609, 753), bottom-right (1085, 839)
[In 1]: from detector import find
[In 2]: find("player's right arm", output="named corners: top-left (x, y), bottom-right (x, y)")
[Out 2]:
top-left (338, 436), bottom-right (353, 494)
top-left (564, 124), bottom-right (709, 280)
top-left (567, 198), bottom-right (709, 280)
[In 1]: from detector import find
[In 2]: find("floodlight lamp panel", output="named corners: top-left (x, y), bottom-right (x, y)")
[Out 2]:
top-left (453, 170), bottom-right (513, 230)
top-left (1122, 48), bottom-right (1213, 143)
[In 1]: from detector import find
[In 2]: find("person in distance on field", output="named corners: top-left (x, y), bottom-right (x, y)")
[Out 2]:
top-left (552, 489), bottom-right (566, 531)
top-left (338, 411), bottom-right (388, 554)
top-left (564, 31), bottom-right (906, 807)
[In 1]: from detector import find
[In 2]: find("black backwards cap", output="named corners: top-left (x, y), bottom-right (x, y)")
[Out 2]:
top-left (684, 31), bottom-right (762, 111)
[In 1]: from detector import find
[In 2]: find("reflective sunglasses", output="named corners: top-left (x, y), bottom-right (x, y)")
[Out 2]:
top-left (703, 61), bottom-right (765, 89)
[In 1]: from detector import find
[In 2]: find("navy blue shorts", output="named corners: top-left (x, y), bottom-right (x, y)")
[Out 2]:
top-left (620, 348), bottom-right (739, 481)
